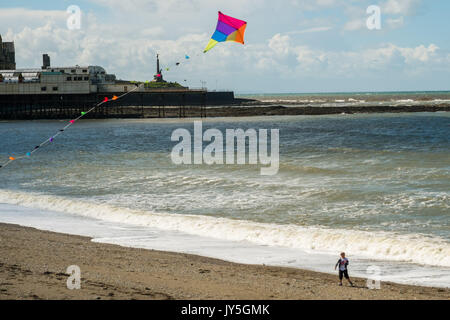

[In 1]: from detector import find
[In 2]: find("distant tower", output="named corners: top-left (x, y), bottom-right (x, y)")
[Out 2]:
top-left (42, 54), bottom-right (50, 69)
top-left (153, 53), bottom-right (165, 82)
top-left (0, 34), bottom-right (16, 70)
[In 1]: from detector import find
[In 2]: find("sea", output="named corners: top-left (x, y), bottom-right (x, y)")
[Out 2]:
top-left (0, 92), bottom-right (449, 288)
top-left (237, 91), bottom-right (450, 107)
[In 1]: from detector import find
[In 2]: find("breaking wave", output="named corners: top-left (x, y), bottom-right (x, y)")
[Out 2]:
top-left (0, 189), bottom-right (449, 267)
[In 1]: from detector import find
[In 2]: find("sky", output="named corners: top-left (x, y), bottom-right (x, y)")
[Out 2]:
top-left (0, 0), bottom-right (449, 93)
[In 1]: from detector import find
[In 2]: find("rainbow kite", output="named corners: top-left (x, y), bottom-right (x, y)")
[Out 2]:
top-left (204, 11), bottom-right (247, 53)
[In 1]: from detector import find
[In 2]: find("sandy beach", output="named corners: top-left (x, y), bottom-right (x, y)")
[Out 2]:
top-left (0, 223), bottom-right (448, 300)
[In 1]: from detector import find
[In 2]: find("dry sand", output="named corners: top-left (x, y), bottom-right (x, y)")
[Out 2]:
top-left (0, 223), bottom-right (448, 300)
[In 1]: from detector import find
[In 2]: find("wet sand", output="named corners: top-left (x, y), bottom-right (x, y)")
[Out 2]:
top-left (0, 223), bottom-right (448, 300)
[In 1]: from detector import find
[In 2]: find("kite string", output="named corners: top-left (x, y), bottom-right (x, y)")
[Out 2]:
top-left (159, 52), bottom-right (211, 89)
top-left (0, 84), bottom-right (143, 169)
top-left (160, 52), bottom-right (202, 77)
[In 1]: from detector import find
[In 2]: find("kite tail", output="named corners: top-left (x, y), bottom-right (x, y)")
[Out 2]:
top-left (0, 84), bottom-right (143, 170)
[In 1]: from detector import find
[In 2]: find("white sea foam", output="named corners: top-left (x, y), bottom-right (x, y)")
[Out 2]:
top-left (394, 99), bottom-right (415, 103)
top-left (0, 189), bottom-right (449, 268)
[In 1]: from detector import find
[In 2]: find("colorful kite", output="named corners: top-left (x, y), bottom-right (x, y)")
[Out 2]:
top-left (204, 11), bottom-right (247, 53)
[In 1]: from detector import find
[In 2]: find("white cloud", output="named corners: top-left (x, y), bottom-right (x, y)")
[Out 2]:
top-left (1, 4), bottom-right (446, 92)
top-left (386, 16), bottom-right (404, 29)
top-left (343, 18), bottom-right (366, 31)
top-left (89, 0), bottom-right (264, 16)
top-left (382, 0), bottom-right (422, 15)
top-left (268, 34), bottom-right (291, 56)
top-left (0, 8), bottom-right (67, 32)
top-left (398, 44), bottom-right (439, 63)
top-left (291, 0), bottom-right (342, 11)
top-left (257, 35), bottom-right (445, 79)
top-left (287, 26), bottom-right (333, 35)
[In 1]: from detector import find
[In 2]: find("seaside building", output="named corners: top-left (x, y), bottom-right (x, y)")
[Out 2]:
top-left (0, 35), bottom-right (16, 70)
top-left (0, 53), bottom-right (122, 95)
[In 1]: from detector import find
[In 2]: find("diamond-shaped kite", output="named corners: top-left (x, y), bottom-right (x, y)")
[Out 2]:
top-left (204, 11), bottom-right (247, 53)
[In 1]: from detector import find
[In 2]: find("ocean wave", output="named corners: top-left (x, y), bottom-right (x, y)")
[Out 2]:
top-left (278, 163), bottom-right (344, 175)
top-left (0, 189), bottom-right (449, 267)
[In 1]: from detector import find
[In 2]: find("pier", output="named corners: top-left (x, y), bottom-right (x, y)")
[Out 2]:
top-left (0, 90), bottom-right (236, 120)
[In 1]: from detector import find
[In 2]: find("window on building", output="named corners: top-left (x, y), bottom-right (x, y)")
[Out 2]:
top-left (67, 77), bottom-right (72, 81)
top-left (60, 70), bottom-right (64, 73)
top-left (84, 77), bottom-right (89, 81)
top-left (53, 87), bottom-right (58, 91)
top-left (71, 69), bottom-right (76, 73)
top-left (77, 77), bottom-right (82, 81)
top-left (41, 87), bottom-right (47, 91)
top-left (82, 69), bottom-right (87, 73)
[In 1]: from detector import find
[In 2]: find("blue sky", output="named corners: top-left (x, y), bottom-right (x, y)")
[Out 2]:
top-left (1, 0), bottom-right (449, 93)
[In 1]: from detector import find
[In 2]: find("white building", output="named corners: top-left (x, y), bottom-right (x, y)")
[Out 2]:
top-left (0, 64), bottom-right (120, 95)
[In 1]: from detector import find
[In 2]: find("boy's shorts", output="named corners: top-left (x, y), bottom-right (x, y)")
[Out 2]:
top-left (339, 270), bottom-right (349, 280)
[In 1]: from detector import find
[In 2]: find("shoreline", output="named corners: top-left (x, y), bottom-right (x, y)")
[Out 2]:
top-left (0, 223), bottom-right (448, 300)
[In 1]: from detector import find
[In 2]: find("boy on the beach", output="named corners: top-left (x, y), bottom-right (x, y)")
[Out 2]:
top-left (335, 252), bottom-right (354, 286)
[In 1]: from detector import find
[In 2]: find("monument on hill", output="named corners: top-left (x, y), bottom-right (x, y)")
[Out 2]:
top-left (153, 54), bottom-right (165, 82)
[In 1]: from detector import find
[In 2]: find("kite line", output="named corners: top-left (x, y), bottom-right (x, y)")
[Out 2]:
top-left (0, 11), bottom-right (247, 170)
top-left (0, 84), bottom-right (143, 170)
top-left (157, 11), bottom-right (247, 78)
